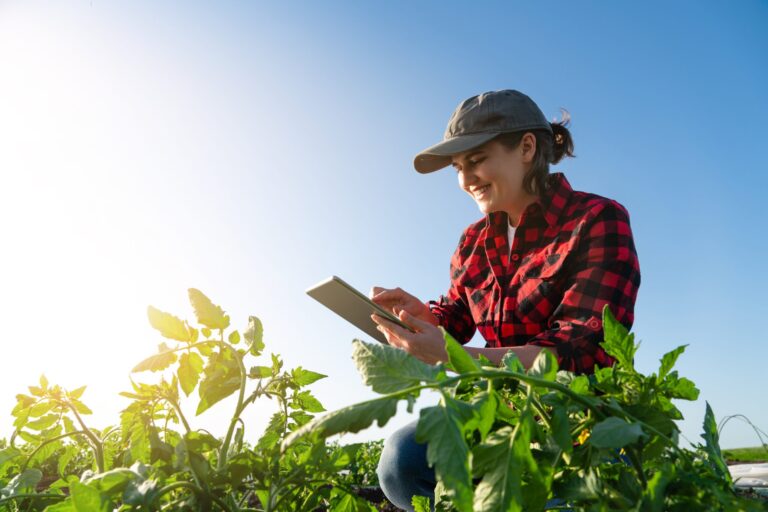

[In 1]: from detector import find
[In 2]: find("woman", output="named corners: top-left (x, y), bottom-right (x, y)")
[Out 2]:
top-left (369, 89), bottom-right (641, 510)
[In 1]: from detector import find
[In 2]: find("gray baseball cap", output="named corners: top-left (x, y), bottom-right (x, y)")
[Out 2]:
top-left (414, 90), bottom-right (553, 173)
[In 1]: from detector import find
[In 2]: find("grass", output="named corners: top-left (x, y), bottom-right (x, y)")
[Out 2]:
top-left (723, 446), bottom-right (768, 463)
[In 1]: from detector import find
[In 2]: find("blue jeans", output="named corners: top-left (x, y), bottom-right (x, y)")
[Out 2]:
top-left (377, 420), bottom-right (435, 511)
top-left (377, 420), bottom-right (570, 511)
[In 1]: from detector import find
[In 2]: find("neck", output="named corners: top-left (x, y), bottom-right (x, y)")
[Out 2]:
top-left (506, 193), bottom-right (539, 227)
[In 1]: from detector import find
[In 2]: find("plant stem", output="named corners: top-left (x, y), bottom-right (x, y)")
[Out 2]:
top-left (66, 402), bottom-right (105, 473)
top-left (153, 481), bottom-right (233, 512)
top-left (217, 337), bottom-right (248, 471)
top-left (20, 430), bottom-right (89, 472)
top-left (0, 494), bottom-right (65, 506)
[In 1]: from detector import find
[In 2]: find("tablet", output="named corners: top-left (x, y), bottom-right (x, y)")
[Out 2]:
top-left (306, 276), bottom-right (415, 344)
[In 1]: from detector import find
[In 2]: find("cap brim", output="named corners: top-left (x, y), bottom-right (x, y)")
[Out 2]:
top-left (413, 132), bottom-right (499, 173)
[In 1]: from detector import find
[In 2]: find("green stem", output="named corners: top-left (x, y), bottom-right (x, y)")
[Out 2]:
top-left (66, 403), bottom-right (104, 473)
top-left (153, 481), bottom-right (232, 511)
top-left (0, 494), bottom-right (65, 506)
top-left (167, 398), bottom-right (191, 434)
top-left (20, 430), bottom-right (89, 472)
top-left (217, 337), bottom-right (248, 471)
top-left (625, 446), bottom-right (648, 487)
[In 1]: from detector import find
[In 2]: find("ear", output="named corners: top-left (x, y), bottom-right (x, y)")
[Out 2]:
top-left (521, 132), bottom-right (537, 163)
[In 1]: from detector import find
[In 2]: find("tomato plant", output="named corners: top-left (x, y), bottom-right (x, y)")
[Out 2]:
top-left (0, 289), bottom-right (377, 511)
top-left (285, 306), bottom-right (767, 511)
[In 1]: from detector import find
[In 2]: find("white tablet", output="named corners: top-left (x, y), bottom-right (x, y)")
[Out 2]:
top-left (306, 276), bottom-right (415, 344)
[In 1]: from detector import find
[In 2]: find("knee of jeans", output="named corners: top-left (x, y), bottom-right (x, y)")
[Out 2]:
top-left (377, 425), bottom-right (420, 495)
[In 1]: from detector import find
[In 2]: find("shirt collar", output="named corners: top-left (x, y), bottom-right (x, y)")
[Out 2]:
top-left (488, 172), bottom-right (573, 230)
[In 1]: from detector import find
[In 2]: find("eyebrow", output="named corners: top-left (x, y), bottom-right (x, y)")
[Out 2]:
top-left (451, 150), bottom-right (484, 167)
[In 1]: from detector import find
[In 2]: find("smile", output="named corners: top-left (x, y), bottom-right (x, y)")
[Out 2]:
top-left (473, 185), bottom-right (491, 198)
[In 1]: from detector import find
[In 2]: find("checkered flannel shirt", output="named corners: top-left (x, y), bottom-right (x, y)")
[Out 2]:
top-left (428, 172), bottom-right (641, 374)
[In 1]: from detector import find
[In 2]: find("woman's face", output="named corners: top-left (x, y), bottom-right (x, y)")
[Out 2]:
top-left (451, 133), bottom-right (538, 219)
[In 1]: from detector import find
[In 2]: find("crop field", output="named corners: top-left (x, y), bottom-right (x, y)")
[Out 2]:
top-left (1, 290), bottom-right (766, 511)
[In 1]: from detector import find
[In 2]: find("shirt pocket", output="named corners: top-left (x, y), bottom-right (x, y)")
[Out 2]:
top-left (515, 251), bottom-right (568, 324)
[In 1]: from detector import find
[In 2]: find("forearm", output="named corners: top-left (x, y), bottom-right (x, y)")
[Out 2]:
top-left (464, 345), bottom-right (558, 370)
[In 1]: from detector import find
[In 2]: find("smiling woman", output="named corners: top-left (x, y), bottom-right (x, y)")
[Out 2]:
top-left (369, 89), bottom-right (642, 510)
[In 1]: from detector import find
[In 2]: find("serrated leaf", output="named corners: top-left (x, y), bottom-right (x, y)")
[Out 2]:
top-left (249, 366), bottom-right (272, 379)
top-left (196, 350), bottom-right (241, 415)
top-left (601, 305), bottom-right (636, 370)
top-left (292, 367), bottom-right (327, 386)
top-left (659, 345), bottom-right (687, 380)
top-left (550, 404), bottom-right (573, 453)
top-left (415, 400), bottom-right (474, 512)
top-left (667, 375), bottom-right (699, 401)
top-left (473, 408), bottom-right (549, 512)
top-left (146, 306), bottom-right (192, 342)
top-left (40, 374), bottom-right (49, 389)
top-left (294, 390), bottom-right (325, 413)
top-left (58, 444), bottom-right (78, 477)
top-left (244, 316), bottom-right (265, 355)
top-left (178, 352), bottom-right (204, 396)
top-left (228, 330), bottom-right (240, 345)
top-left (468, 391), bottom-right (497, 441)
top-left (70, 398), bottom-right (93, 415)
top-left (0, 447), bottom-right (21, 467)
top-left (68, 386), bottom-right (87, 400)
top-left (501, 351), bottom-right (525, 373)
top-left (188, 288), bottom-right (230, 330)
top-left (527, 348), bottom-right (558, 381)
top-left (25, 413), bottom-right (59, 431)
top-left (132, 343), bottom-right (178, 373)
top-left (443, 328), bottom-right (480, 374)
top-left (701, 401), bottom-right (730, 483)
top-left (590, 417), bottom-right (645, 449)
top-left (283, 395), bottom-right (400, 449)
top-left (352, 339), bottom-right (441, 394)
top-left (4, 468), bottom-right (42, 496)
top-left (70, 480), bottom-right (109, 512)
top-left (28, 400), bottom-right (55, 418)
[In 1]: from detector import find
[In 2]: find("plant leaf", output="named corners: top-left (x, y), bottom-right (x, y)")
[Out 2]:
top-left (283, 395), bottom-right (400, 449)
top-left (196, 349), bottom-right (241, 415)
top-left (527, 348), bottom-right (558, 381)
top-left (443, 328), bottom-right (479, 374)
top-left (188, 288), bottom-right (230, 330)
top-left (244, 316), bottom-right (265, 355)
top-left (600, 305), bottom-right (636, 370)
top-left (415, 399), bottom-right (474, 512)
top-left (132, 343), bottom-right (177, 373)
top-left (589, 417), bottom-right (645, 449)
top-left (146, 306), bottom-right (192, 342)
top-left (701, 401), bottom-right (731, 484)
top-left (352, 339), bottom-right (441, 394)
top-left (178, 352), bottom-right (204, 396)
top-left (659, 345), bottom-right (687, 380)
top-left (292, 367), bottom-right (327, 386)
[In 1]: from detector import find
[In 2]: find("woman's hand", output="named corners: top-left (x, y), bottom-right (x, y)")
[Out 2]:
top-left (369, 287), bottom-right (439, 327)
top-left (370, 310), bottom-right (447, 365)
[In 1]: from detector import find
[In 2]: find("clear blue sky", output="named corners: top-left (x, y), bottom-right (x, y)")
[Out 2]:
top-left (1, 0), bottom-right (766, 449)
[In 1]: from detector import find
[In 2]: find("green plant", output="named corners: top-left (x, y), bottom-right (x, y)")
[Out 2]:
top-left (285, 306), bottom-right (767, 511)
top-left (0, 289), bottom-right (377, 511)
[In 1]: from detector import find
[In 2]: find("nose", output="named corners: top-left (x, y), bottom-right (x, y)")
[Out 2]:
top-left (457, 168), bottom-right (477, 188)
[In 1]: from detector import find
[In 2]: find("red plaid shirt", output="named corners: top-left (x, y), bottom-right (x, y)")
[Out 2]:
top-left (428, 172), bottom-right (641, 374)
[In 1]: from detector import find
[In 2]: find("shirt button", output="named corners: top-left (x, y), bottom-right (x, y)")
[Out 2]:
top-left (588, 319), bottom-right (601, 330)
top-left (511, 254), bottom-right (520, 261)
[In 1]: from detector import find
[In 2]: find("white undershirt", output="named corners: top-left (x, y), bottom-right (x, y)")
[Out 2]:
top-left (508, 221), bottom-right (516, 254)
